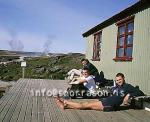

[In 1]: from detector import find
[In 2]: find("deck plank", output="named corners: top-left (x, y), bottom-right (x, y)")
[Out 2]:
top-left (16, 79), bottom-right (32, 122)
top-left (0, 79), bottom-right (150, 122)
top-left (41, 80), bottom-right (54, 122)
top-left (31, 79), bottom-right (39, 122)
top-left (9, 79), bottom-right (31, 122)
top-left (0, 79), bottom-right (27, 121)
top-left (23, 80), bottom-right (34, 122)
top-left (3, 79), bottom-right (30, 122)
top-left (37, 80), bottom-right (44, 122)
top-left (0, 79), bottom-right (23, 108)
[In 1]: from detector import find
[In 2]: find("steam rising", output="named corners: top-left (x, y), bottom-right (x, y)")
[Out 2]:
top-left (43, 39), bottom-right (52, 54)
top-left (8, 40), bottom-right (24, 51)
top-left (8, 30), bottom-right (24, 51)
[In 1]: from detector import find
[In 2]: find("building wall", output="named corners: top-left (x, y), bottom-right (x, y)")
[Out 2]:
top-left (85, 7), bottom-right (150, 95)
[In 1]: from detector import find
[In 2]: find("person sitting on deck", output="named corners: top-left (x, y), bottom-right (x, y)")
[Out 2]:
top-left (68, 67), bottom-right (96, 96)
top-left (56, 73), bottom-right (145, 111)
top-left (81, 58), bottom-right (101, 83)
top-left (67, 58), bottom-right (100, 83)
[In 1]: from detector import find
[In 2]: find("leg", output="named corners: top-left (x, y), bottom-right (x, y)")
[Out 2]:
top-left (65, 100), bottom-right (103, 111)
top-left (68, 69), bottom-right (80, 75)
top-left (71, 78), bottom-right (78, 82)
top-left (56, 98), bottom-right (103, 111)
top-left (73, 69), bottom-right (82, 76)
top-left (70, 72), bottom-right (75, 80)
top-left (67, 69), bottom-right (74, 75)
top-left (68, 69), bottom-right (81, 76)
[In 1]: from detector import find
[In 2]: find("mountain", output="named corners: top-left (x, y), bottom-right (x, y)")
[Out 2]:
top-left (0, 50), bottom-right (85, 81)
top-left (0, 50), bottom-right (43, 57)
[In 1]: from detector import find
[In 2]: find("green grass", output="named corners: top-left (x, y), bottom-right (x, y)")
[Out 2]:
top-left (0, 54), bottom-right (84, 81)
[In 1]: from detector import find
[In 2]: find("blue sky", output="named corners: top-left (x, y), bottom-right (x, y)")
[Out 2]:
top-left (0, 0), bottom-right (138, 53)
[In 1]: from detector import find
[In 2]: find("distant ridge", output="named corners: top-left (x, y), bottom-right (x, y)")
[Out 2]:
top-left (0, 50), bottom-right (43, 57)
top-left (0, 50), bottom-right (84, 57)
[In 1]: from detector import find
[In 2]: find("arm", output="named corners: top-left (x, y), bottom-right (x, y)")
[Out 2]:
top-left (78, 78), bottom-right (87, 83)
top-left (79, 75), bottom-right (94, 84)
top-left (85, 63), bottom-right (98, 75)
top-left (125, 84), bottom-right (144, 98)
top-left (123, 94), bottom-right (130, 105)
top-left (123, 84), bottom-right (144, 104)
top-left (69, 77), bottom-right (86, 85)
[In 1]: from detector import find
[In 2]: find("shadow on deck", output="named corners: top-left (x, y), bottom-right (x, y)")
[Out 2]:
top-left (0, 79), bottom-right (150, 122)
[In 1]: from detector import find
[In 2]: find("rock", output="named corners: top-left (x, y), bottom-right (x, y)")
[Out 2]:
top-left (50, 57), bottom-right (59, 64)
top-left (35, 65), bottom-right (43, 68)
top-left (0, 80), bottom-right (13, 93)
top-left (34, 67), bottom-right (46, 74)
top-left (3, 76), bottom-right (13, 81)
top-left (48, 66), bottom-right (63, 73)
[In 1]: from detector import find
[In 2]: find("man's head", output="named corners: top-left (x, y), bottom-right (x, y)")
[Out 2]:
top-left (81, 67), bottom-right (90, 78)
top-left (81, 59), bottom-right (89, 66)
top-left (115, 73), bottom-right (125, 86)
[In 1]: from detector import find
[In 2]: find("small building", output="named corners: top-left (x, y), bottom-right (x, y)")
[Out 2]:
top-left (82, 0), bottom-right (150, 96)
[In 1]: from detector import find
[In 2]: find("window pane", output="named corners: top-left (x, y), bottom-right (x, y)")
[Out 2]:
top-left (118, 37), bottom-right (124, 46)
top-left (93, 40), bottom-right (96, 51)
top-left (127, 35), bottom-right (133, 44)
top-left (99, 33), bottom-right (102, 42)
top-left (97, 42), bottom-right (100, 49)
top-left (125, 47), bottom-right (133, 57)
top-left (95, 35), bottom-right (98, 42)
top-left (93, 32), bottom-right (102, 60)
top-left (117, 48), bottom-right (124, 57)
top-left (96, 50), bottom-right (100, 58)
top-left (119, 26), bottom-right (125, 35)
top-left (128, 22), bottom-right (134, 32)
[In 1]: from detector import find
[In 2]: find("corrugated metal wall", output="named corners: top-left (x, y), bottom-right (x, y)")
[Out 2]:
top-left (85, 7), bottom-right (150, 95)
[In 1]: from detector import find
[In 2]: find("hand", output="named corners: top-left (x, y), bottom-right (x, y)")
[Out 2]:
top-left (123, 94), bottom-right (130, 105)
top-left (69, 80), bottom-right (79, 85)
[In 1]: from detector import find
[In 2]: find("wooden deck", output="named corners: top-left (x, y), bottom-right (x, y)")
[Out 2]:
top-left (0, 79), bottom-right (150, 122)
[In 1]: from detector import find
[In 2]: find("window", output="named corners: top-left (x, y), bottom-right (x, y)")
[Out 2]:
top-left (114, 16), bottom-right (134, 61)
top-left (92, 31), bottom-right (102, 61)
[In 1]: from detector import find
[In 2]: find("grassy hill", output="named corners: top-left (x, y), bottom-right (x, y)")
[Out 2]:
top-left (0, 52), bottom-right (84, 81)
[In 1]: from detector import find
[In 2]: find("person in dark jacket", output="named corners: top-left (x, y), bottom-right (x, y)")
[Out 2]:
top-left (55, 73), bottom-right (144, 111)
top-left (81, 59), bottom-right (101, 83)
top-left (81, 59), bottom-right (99, 76)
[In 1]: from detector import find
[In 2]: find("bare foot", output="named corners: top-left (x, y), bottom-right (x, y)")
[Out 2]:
top-left (55, 98), bottom-right (65, 110)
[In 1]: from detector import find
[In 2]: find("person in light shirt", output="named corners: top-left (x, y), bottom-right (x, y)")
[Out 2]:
top-left (69, 67), bottom-right (96, 94)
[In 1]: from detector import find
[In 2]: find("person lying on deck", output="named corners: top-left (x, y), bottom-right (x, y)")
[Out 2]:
top-left (56, 73), bottom-right (145, 111)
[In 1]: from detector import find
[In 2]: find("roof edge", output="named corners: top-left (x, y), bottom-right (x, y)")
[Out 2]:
top-left (82, 0), bottom-right (150, 37)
